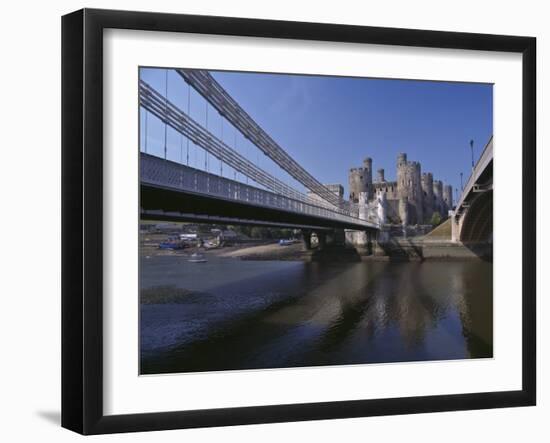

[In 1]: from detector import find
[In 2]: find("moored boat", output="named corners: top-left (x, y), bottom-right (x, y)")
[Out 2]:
top-left (188, 252), bottom-right (207, 263)
top-left (279, 239), bottom-right (297, 246)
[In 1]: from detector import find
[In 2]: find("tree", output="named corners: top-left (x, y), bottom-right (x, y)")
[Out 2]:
top-left (430, 212), bottom-right (442, 227)
top-left (250, 226), bottom-right (271, 239)
top-left (197, 224), bottom-right (212, 233)
top-left (229, 225), bottom-right (252, 238)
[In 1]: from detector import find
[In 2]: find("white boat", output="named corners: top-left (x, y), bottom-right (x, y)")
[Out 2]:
top-left (279, 239), bottom-right (297, 246)
top-left (188, 253), bottom-right (207, 263)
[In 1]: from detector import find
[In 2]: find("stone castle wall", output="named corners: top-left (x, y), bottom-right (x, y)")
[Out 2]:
top-left (421, 172), bottom-right (435, 222)
top-left (373, 181), bottom-right (398, 200)
top-left (307, 184), bottom-right (344, 209)
top-left (433, 180), bottom-right (444, 217)
top-left (443, 185), bottom-right (453, 215)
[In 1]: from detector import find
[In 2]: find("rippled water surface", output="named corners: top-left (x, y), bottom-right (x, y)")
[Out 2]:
top-left (140, 255), bottom-right (492, 374)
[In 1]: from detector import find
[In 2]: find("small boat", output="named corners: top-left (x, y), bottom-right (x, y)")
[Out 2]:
top-left (279, 239), bottom-right (297, 246)
top-left (158, 242), bottom-right (175, 250)
top-left (159, 236), bottom-right (187, 250)
top-left (188, 253), bottom-right (207, 263)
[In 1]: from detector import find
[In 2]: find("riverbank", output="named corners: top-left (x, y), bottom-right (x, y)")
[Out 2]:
top-left (373, 238), bottom-right (491, 261)
top-left (140, 233), bottom-right (490, 262)
top-left (140, 233), bottom-right (305, 260)
top-left (217, 242), bottom-right (306, 260)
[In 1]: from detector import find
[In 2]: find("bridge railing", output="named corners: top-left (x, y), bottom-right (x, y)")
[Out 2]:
top-left (455, 137), bottom-right (493, 213)
top-left (141, 153), bottom-right (379, 228)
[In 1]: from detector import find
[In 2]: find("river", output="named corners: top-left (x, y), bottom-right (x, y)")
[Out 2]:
top-left (140, 254), bottom-right (492, 374)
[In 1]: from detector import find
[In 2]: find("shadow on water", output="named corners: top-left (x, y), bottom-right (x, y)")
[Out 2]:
top-left (375, 238), bottom-right (424, 262)
top-left (458, 261), bottom-right (493, 357)
top-left (309, 244), bottom-right (362, 262)
top-left (463, 242), bottom-right (493, 262)
top-left (140, 258), bottom-right (493, 374)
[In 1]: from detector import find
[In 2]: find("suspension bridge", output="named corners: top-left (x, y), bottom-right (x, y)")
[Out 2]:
top-left (139, 69), bottom-right (380, 244)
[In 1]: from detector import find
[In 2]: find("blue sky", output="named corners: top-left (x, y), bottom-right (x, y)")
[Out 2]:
top-left (140, 68), bottom-right (492, 201)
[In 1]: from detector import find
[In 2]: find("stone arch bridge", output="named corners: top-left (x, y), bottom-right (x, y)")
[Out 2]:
top-left (451, 137), bottom-right (493, 247)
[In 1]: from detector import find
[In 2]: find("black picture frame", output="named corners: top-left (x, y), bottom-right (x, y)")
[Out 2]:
top-left (62, 8), bottom-right (536, 435)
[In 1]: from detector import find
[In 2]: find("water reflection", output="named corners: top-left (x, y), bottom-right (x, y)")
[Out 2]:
top-left (140, 258), bottom-right (492, 374)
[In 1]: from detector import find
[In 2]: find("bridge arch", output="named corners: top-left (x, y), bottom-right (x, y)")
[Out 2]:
top-left (452, 137), bottom-right (493, 251)
top-left (459, 189), bottom-right (493, 243)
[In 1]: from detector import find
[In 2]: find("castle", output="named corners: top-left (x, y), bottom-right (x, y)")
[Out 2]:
top-left (348, 153), bottom-right (453, 225)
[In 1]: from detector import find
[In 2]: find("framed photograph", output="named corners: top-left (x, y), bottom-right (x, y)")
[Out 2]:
top-left (62, 8), bottom-right (536, 434)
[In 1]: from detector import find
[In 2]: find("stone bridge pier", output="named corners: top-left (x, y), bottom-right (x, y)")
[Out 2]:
top-left (302, 229), bottom-right (345, 250)
top-left (366, 230), bottom-right (374, 255)
top-left (317, 231), bottom-right (327, 250)
top-left (301, 229), bottom-right (327, 250)
top-left (302, 229), bottom-right (313, 250)
top-left (343, 228), bottom-right (376, 254)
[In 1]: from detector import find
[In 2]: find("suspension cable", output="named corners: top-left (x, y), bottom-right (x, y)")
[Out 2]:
top-left (186, 81), bottom-right (190, 166)
top-left (205, 101), bottom-right (209, 171)
top-left (176, 69), bottom-right (343, 208)
top-left (220, 116), bottom-right (223, 176)
top-left (164, 69), bottom-right (168, 160)
top-left (144, 109), bottom-right (148, 153)
top-left (234, 132), bottom-right (238, 181)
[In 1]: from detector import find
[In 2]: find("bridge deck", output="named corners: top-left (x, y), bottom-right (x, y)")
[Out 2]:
top-left (140, 153), bottom-right (378, 230)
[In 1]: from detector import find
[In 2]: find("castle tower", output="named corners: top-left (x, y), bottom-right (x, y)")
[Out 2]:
top-left (376, 168), bottom-right (385, 183)
top-left (396, 153), bottom-right (423, 224)
top-left (421, 172), bottom-right (434, 223)
top-left (397, 153), bottom-right (407, 167)
top-left (348, 168), bottom-right (366, 203)
top-left (443, 184), bottom-right (453, 214)
top-left (409, 162), bottom-right (424, 224)
top-left (363, 157), bottom-right (373, 200)
top-left (348, 156), bottom-right (373, 203)
top-left (433, 180), bottom-right (444, 217)
top-left (396, 153), bottom-right (407, 192)
top-left (396, 153), bottom-right (407, 202)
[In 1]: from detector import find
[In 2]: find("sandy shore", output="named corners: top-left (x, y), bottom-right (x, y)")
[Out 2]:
top-left (217, 242), bottom-right (305, 260)
top-left (140, 233), bottom-right (486, 262)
